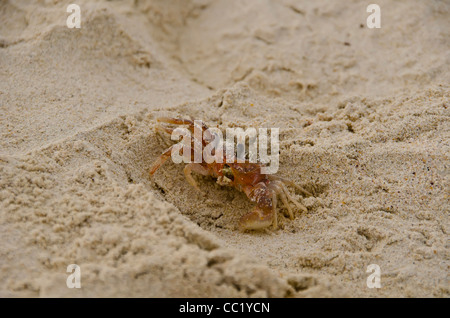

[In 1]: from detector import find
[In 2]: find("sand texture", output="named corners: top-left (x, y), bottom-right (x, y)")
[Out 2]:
top-left (0, 0), bottom-right (449, 297)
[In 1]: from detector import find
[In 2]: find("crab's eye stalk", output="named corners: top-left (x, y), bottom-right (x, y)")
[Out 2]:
top-left (222, 164), bottom-right (234, 181)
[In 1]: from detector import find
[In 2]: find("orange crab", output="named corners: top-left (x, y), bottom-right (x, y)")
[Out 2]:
top-left (149, 117), bottom-right (311, 231)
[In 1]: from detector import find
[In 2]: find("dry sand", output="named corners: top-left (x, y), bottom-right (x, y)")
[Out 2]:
top-left (0, 0), bottom-right (449, 297)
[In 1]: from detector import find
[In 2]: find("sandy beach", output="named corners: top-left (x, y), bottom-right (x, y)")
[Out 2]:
top-left (0, 0), bottom-right (449, 297)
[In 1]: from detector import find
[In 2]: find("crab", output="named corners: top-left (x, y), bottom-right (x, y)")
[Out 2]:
top-left (149, 117), bottom-right (311, 230)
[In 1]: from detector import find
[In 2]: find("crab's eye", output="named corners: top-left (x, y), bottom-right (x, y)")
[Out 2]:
top-left (221, 166), bottom-right (234, 180)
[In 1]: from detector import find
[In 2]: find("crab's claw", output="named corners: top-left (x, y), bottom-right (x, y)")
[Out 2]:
top-left (239, 206), bottom-right (275, 231)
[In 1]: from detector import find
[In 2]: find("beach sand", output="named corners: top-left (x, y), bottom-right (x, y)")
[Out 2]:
top-left (0, 0), bottom-right (448, 297)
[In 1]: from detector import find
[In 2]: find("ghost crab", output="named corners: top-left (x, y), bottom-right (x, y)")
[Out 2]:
top-left (149, 117), bottom-right (312, 231)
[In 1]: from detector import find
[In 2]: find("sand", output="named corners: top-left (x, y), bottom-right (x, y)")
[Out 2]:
top-left (0, 0), bottom-right (449, 297)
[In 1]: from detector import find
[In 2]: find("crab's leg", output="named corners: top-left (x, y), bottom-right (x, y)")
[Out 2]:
top-left (149, 143), bottom-right (185, 176)
top-left (272, 191), bottom-right (278, 229)
top-left (154, 125), bottom-right (176, 147)
top-left (183, 163), bottom-right (209, 192)
top-left (285, 180), bottom-right (312, 197)
top-left (157, 117), bottom-right (210, 136)
top-left (239, 187), bottom-right (277, 231)
top-left (157, 117), bottom-right (194, 126)
top-left (155, 124), bottom-right (175, 136)
top-left (269, 181), bottom-right (294, 220)
top-left (268, 175), bottom-right (312, 197)
top-left (267, 182), bottom-right (293, 220)
top-left (278, 185), bottom-right (294, 219)
top-left (278, 181), bottom-right (307, 213)
top-left (239, 181), bottom-right (279, 231)
top-left (238, 205), bottom-right (275, 231)
top-left (157, 117), bottom-right (211, 157)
